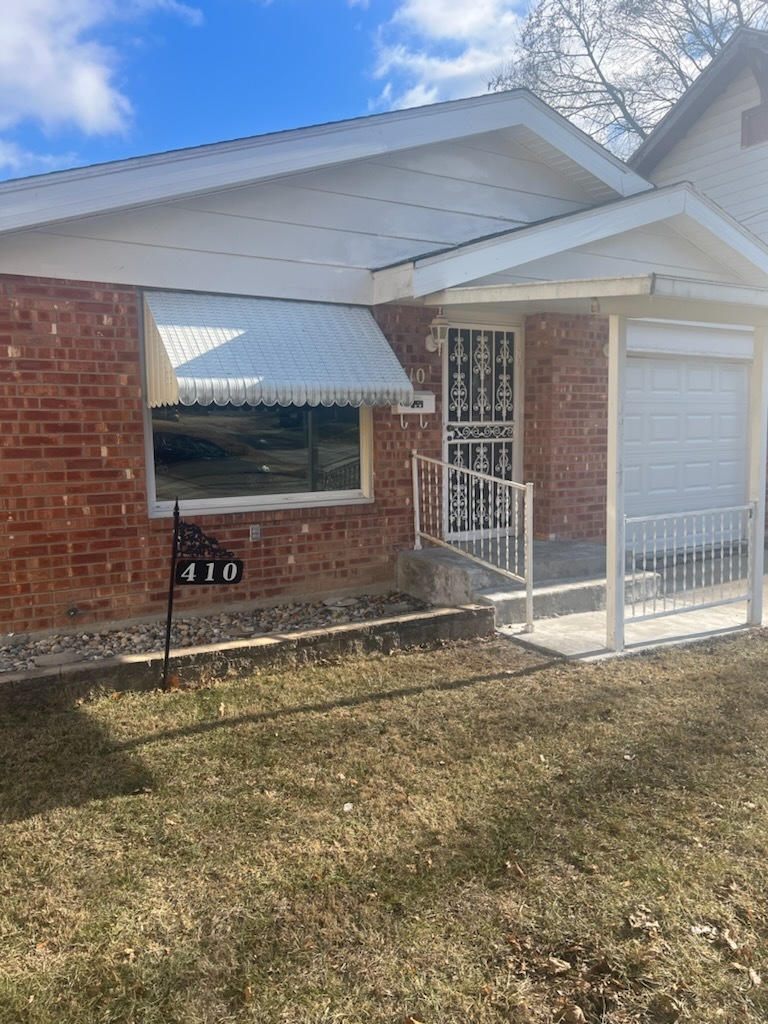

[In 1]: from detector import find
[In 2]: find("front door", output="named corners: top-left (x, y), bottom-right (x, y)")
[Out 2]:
top-left (443, 324), bottom-right (520, 538)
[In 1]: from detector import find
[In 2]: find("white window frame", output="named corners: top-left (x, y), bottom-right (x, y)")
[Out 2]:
top-left (143, 404), bottom-right (374, 519)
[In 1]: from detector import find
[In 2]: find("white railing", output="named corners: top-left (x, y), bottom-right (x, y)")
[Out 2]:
top-left (411, 451), bottom-right (534, 631)
top-left (625, 503), bottom-right (755, 622)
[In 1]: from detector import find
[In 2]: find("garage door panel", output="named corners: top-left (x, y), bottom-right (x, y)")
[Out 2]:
top-left (682, 462), bottom-right (716, 490)
top-left (684, 413), bottom-right (715, 442)
top-left (717, 458), bottom-right (744, 489)
top-left (644, 462), bottom-right (682, 495)
top-left (650, 365), bottom-right (683, 392)
top-left (625, 353), bottom-right (747, 519)
top-left (685, 366), bottom-right (716, 392)
top-left (718, 413), bottom-right (746, 442)
top-left (624, 465), bottom-right (642, 501)
top-left (625, 361), bottom-right (645, 387)
top-left (624, 412), bottom-right (644, 446)
top-left (648, 413), bottom-right (680, 443)
top-left (721, 367), bottom-right (746, 393)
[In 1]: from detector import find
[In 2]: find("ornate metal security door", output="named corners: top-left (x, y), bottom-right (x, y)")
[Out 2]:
top-left (444, 325), bottom-right (518, 538)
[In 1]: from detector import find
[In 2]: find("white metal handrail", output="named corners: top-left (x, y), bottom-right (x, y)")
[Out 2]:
top-left (411, 450), bottom-right (534, 631)
top-left (625, 503), bottom-right (755, 622)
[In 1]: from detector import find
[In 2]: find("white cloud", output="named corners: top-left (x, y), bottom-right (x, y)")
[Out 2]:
top-left (0, 1), bottom-right (201, 139)
top-left (0, 139), bottom-right (80, 178)
top-left (372, 0), bottom-right (525, 109)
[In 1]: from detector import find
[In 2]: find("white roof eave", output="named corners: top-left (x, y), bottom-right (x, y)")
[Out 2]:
top-left (374, 183), bottom-right (768, 300)
top-left (0, 92), bottom-right (650, 236)
top-left (417, 274), bottom-right (768, 326)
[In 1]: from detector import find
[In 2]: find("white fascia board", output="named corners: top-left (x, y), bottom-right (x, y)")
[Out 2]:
top-left (520, 102), bottom-right (651, 199)
top-left (680, 190), bottom-right (768, 277)
top-left (651, 274), bottom-right (768, 308)
top-left (424, 275), bottom-right (655, 306)
top-left (594, 276), bottom-right (768, 325)
top-left (410, 184), bottom-right (768, 297)
top-left (0, 92), bottom-right (649, 236)
top-left (424, 275), bottom-right (768, 323)
top-left (372, 263), bottom-right (415, 304)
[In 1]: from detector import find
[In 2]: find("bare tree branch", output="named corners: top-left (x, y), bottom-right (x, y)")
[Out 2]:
top-left (489, 0), bottom-right (768, 154)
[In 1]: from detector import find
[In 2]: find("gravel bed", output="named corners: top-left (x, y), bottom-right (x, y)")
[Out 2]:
top-left (0, 593), bottom-right (429, 675)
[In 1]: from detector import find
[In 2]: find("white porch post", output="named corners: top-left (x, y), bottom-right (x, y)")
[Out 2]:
top-left (747, 327), bottom-right (768, 625)
top-left (606, 314), bottom-right (627, 652)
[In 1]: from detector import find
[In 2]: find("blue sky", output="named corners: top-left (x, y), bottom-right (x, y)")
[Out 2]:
top-left (0, 1), bottom-right (527, 181)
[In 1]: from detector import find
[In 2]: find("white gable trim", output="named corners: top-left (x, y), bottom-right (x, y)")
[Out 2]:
top-left (0, 92), bottom-right (649, 236)
top-left (376, 183), bottom-right (768, 299)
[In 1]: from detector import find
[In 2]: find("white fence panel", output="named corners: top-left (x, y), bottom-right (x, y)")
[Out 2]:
top-left (625, 504), bottom-right (755, 622)
top-left (411, 450), bottom-right (534, 631)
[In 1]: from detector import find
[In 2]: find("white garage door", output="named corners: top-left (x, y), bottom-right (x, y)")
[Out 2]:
top-left (624, 355), bottom-right (748, 519)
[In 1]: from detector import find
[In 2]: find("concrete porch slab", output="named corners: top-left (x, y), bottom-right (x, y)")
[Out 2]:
top-left (498, 585), bottom-right (767, 661)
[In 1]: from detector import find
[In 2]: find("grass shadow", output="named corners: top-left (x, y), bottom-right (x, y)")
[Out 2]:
top-left (0, 700), bottom-right (155, 823)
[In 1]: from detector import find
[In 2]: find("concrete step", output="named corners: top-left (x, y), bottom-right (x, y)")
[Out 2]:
top-left (396, 541), bottom-right (609, 607)
top-left (474, 572), bottom-right (660, 626)
top-left (397, 547), bottom-right (515, 606)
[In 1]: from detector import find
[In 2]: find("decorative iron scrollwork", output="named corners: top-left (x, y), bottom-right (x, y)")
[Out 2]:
top-left (449, 423), bottom-right (515, 442)
top-left (176, 520), bottom-right (235, 560)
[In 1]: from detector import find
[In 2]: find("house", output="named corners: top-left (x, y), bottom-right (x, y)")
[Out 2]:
top-left (3, 30), bottom-right (768, 644)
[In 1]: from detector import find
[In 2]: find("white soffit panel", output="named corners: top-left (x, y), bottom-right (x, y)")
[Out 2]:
top-left (144, 291), bottom-right (413, 408)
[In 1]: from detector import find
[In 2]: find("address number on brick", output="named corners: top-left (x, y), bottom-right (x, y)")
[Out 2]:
top-left (175, 559), bottom-right (244, 585)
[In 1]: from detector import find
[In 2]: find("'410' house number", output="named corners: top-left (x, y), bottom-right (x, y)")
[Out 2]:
top-left (175, 559), bottom-right (244, 585)
top-left (170, 503), bottom-right (245, 587)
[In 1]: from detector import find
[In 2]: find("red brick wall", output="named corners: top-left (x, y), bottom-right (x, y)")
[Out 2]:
top-left (523, 314), bottom-right (609, 542)
top-left (0, 274), bottom-right (440, 634)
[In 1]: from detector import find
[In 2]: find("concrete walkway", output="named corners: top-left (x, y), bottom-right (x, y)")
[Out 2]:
top-left (498, 580), bottom-right (768, 661)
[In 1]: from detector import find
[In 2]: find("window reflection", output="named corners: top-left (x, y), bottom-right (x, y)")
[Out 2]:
top-left (152, 404), bottom-right (361, 501)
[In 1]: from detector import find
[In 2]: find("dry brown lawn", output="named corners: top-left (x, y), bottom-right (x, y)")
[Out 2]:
top-left (2, 629), bottom-right (768, 1023)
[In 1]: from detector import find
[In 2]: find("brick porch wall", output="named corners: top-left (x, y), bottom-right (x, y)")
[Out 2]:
top-left (523, 314), bottom-right (609, 542)
top-left (0, 274), bottom-right (440, 634)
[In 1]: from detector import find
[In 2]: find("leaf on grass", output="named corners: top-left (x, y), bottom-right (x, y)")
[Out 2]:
top-left (647, 993), bottom-right (680, 1022)
top-left (243, 985), bottom-right (253, 1004)
top-left (546, 956), bottom-right (572, 975)
top-left (554, 1005), bottom-right (586, 1023)
top-left (587, 956), bottom-right (613, 977)
top-left (720, 929), bottom-right (739, 952)
top-left (749, 968), bottom-right (762, 988)
top-left (690, 924), bottom-right (717, 939)
top-left (628, 909), bottom-right (661, 935)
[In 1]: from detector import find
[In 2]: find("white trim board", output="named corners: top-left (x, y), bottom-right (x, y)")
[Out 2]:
top-left (0, 93), bottom-right (649, 237)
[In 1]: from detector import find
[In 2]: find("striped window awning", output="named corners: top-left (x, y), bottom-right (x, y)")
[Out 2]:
top-left (144, 290), bottom-right (414, 408)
